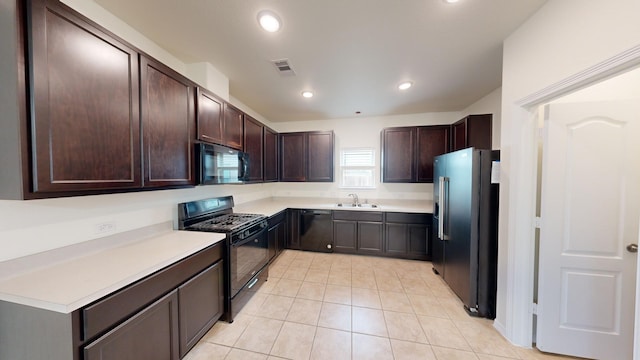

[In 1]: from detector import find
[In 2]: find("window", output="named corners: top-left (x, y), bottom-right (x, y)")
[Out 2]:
top-left (340, 148), bottom-right (376, 188)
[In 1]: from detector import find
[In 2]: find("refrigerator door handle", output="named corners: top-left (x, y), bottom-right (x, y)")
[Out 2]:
top-left (438, 176), bottom-right (446, 240)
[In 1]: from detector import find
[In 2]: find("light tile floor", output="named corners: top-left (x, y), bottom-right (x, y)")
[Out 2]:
top-left (185, 250), bottom-right (582, 360)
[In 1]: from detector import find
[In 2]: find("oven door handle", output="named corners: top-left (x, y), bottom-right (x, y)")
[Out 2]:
top-left (231, 226), bottom-right (267, 247)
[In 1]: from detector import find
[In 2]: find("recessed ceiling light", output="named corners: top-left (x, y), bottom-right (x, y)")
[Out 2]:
top-left (302, 91), bottom-right (314, 98)
top-left (257, 10), bottom-right (281, 32)
top-left (444, 0), bottom-right (460, 3)
top-left (398, 81), bottom-right (413, 90)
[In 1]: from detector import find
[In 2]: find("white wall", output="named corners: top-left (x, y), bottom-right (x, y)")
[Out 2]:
top-left (0, 184), bottom-right (275, 262)
top-left (497, 0), bottom-right (640, 346)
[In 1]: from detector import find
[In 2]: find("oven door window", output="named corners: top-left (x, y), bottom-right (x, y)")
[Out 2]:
top-left (231, 230), bottom-right (269, 296)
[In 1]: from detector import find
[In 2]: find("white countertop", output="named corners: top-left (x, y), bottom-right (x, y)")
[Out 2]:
top-left (0, 226), bottom-right (225, 313)
top-left (0, 197), bottom-right (429, 314)
top-left (234, 197), bottom-right (433, 217)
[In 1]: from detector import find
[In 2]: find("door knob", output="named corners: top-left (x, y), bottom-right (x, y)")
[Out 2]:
top-left (627, 244), bottom-right (638, 253)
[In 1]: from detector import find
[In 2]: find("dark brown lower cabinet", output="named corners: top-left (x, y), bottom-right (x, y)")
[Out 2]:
top-left (333, 220), bottom-right (357, 253)
top-left (333, 211), bottom-right (384, 255)
top-left (358, 222), bottom-right (384, 255)
top-left (384, 213), bottom-right (432, 260)
top-left (178, 261), bottom-right (224, 358)
top-left (84, 290), bottom-right (180, 360)
top-left (0, 243), bottom-right (225, 360)
top-left (268, 210), bottom-right (288, 261)
top-left (287, 209), bottom-right (301, 250)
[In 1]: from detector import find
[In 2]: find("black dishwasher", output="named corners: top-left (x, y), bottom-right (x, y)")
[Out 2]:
top-left (300, 209), bottom-right (333, 252)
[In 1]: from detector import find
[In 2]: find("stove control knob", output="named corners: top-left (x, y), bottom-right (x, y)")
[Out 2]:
top-left (244, 230), bottom-right (249, 238)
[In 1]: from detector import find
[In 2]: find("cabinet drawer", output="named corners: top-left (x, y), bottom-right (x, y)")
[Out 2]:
top-left (333, 211), bottom-right (383, 222)
top-left (84, 290), bottom-right (179, 360)
top-left (82, 242), bottom-right (223, 341)
top-left (385, 212), bottom-right (430, 224)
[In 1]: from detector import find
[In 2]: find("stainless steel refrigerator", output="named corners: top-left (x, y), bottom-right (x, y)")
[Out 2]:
top-left (432, 148), bottom-right (499, 318)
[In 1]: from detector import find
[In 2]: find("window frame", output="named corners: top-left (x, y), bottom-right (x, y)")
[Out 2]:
top-left (338, 147), bottom-right (376, 189)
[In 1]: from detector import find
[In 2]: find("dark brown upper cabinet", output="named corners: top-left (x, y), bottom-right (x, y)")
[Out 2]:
top-left (243, 115), bottom-right (264, 182)
top-left (263, 126), bottom-right (279, 182)
top-left (381, 127), bottom-right (415, 183)
top-left (451, 114), bottom-right (493, 151)
top-left (196, 88), bottom-right (224, 145)
top-left (416, 126), bottom-right (450, 183)
top-left (140, 56), bottom-right (196, 188)
top-left (279, 131), bottom-right (334, 182)
top-left (382, 125), bottom-right (450, 183)
top-left (280, 133), bottom-right (306, 181)
top-left (28, 0), bottom-right (142, 193)
top-left (223, 103), bottom-right (244, 150)
top-left (307, 131), bottom-right (334, 182)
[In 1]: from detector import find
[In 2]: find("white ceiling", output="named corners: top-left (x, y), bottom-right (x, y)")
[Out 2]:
top-left (94, 0), bottom-right (547, 122)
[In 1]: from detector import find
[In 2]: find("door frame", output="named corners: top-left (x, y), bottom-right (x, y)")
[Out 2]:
top-left (502, 44), bottom-right (640, 351)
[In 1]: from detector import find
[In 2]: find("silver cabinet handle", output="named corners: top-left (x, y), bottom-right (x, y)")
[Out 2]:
top-left (627, 244), bottom-right (638, 253)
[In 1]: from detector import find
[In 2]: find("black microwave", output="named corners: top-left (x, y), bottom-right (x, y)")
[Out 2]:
top-left (197, 143), bottom-right (249, 184)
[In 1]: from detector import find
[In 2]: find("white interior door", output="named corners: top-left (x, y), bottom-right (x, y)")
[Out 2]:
top-left (537, 100), bottom-right (640, 359)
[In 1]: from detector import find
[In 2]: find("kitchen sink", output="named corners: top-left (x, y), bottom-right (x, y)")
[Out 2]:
top-left (336, 203), bottom-right (379, 208)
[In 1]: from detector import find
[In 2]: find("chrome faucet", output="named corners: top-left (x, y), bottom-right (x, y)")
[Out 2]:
top-left (348, 193), bottom-right (360, 206)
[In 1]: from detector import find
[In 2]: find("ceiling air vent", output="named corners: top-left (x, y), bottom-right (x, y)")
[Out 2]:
top-left (272, 58), bottom-right (296, 76)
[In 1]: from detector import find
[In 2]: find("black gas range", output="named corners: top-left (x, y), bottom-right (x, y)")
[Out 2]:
top-left (178, 196), bottom-right (269, 322)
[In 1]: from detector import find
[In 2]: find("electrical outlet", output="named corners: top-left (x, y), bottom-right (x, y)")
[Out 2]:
top-left (94, 221), bottom-right (117, 235)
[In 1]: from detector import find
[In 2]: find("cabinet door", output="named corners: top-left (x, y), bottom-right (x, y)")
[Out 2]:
top-left (358, 222), bottom-right (384, 255)
top-left (268, 223), bottom-right (278, 261)
top-left (452, 120), bottom-right (467, 151)
top-left (416, 126), bottom-right (450, 183)
top-left (264, 127), bottom-right (279, 182)
top-left (223, 103), bottom-right (244, 150)
top-left (466, 114), bottom-right (493, 150)
top-left (84, 290), bottom-right (179, 360)
top-left (307, 131), bottom-right (334, 182)
top-left (452, 115), bottom-right (493, 151)
top-left (196, 88), bottom-right (224, 145)
top-left (333, 220), bottom-right (357, 253)
top-left (243, 115), bottom-right (264, 182)
top-left (178, 261), bottom-right (224, 358)
top-left (141, 56), bottom-right (196, 188)
top-left (29, 0), bottom-right (141, 192)
top-left (280, 133), bottom-right (306, 181)
top-left (385, 223), bottom-right (408, 256)
top-left (408, 224), bottom-right (429, 258)
top-left (276, 219), bottom-right (287, 256)
top-left (382, 128), bottom-right (415, 182)
top-left (287, 210), bottom-right (301, 249)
